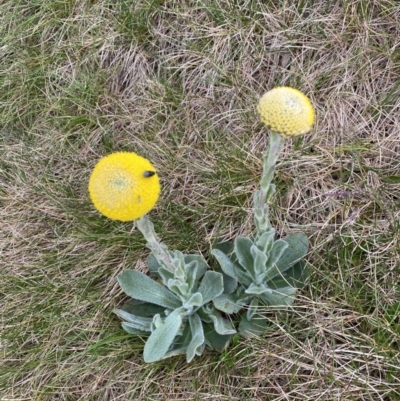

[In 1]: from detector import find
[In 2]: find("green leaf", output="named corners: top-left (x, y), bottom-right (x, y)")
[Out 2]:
top-left (207, 309), bottom-right (236, 335)
top-left (263, 239), bottom-right (288, 275)
top-left (147, 252), bottom-right (161, 275)
top-left (234, 237), bottom-right (255, 273)
top-left (260, 287), bottom-right (297, 306)
top-left (260, 234), bottom-right (307, 284)
top-left (245, 282), bottom-right (270, 295)
top-left (183, 292), bottom-right (203, 310)
top-left (203, 323), bottom-right (233, 352)
top-left (143, 309), bottom-right (183, 363)
top-left (213, 293), bottom-right (244, 314)
top-left (239, 313), bottom-right (267, 338)
top-left (246, 297), bottom-right (259, 321)
top-left (117, 270), bottom-right (181, 309)
top-left (198, 271), bottom-right (224, 305)
top-left (222, 273), bottom-right (237, 294)
top-left (250, 245), bottom-right (268, 283)
top-left (122, 322), bottom-right (149, 335)
top-left (255, 230), bottom-right (275, 254)
top-left (113, 309), bottom-right (153, 332)
top-left (268, 260), bottom-right (309, 289)
top-left (121, 299), bottom-right (166, 318)
top-left (187, 314), bottom-right (205, 362)
top-left (212, 249), bottom-right (251, 286)
top-left (184, 254), bottom-right (208, 280)
top-left (276, 233), bottom-right (309, 271)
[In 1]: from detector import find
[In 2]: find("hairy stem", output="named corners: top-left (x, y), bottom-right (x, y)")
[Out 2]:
top-left (253, 131), bottom-right (285, 234)
top-left (136, 215), bottom-right (174, 271)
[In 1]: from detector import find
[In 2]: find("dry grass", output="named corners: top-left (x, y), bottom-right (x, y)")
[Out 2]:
top-left (1, 0), bottom-right (400, 400)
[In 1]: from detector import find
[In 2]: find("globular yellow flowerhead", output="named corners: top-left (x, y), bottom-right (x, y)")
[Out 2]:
top-left (88, 152), bottom-right (160, 221)
top-left (257, 87), bottom-right (315, 138)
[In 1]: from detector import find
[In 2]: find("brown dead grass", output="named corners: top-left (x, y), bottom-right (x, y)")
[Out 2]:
top-left (1, 0), bottom-right (400, 400)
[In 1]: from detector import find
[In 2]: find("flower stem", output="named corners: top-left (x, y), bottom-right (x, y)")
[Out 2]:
top-left (136, 215), bottom-right (174, 271)
top-left (253, 131), bottom-right (285, 234)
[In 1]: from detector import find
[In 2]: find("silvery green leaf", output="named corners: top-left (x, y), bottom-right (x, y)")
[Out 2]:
top-left (255, 230), bottom-right (275, 254)
top-left (158, 266), bottom-right (175, 286)
top-left (260, 240), bottom-right (289, 283)
top-left (245, 282), bottom-right (270, 295)
top-left (147, 252), bottom-right (161, 276)
top-left (117, 270), bottom-right (181, 309)
top-left (212, 249), bottom-right (251, 286)
top-left (184, 254), bottom-right (208, 280)
top-left (170, 250), bottom-right (186, 281)
top-left (266, 239), bottom-right (289, 269)
top-left (183, 292), bottom-right (203, 310)
top-left (222, 273), bottom-right (237, 294)
top-left (262, 234), bottom-right (308, 284)
top-left (184, 260), bottom-right (199, 294)
top-left (162, 324), bottom-right (192, 359)
top-left (234, 237), bottom-right (255, 273)
top-left (168, 279), bottom-right (189, 298)
top-left (143, 309), bottom-right (183, 363)
top-left (187, 314), bottom-right (205, 362)
top-left (246, 297), bottom-right (259, 321)
top-left (260, 286), bottom-right (297, 306)
top-left (121, 299), bottom-right (166, 318)
top-left (213, 293), bottom-right (243, 314)
top-left (113, 309), bottom-right (153, 332)
top-left (239, 313), bottom-right (267, 338)
top-left (213, 240), bottom-right (234, 259)
top-left (276, 233), bottom-right (309, 271)
top-left (203, 323), bottom-right (233, 352)
top-left (198, 271), bottom-right (224, 305)
top-left (268, 260), bottom-right (309, 289)
top-left (208, 309), bottom-right (236, 335)
top-left (122, 322), bottom-right (149, 335)
top-left (250, 245), bottom-right (268, 284)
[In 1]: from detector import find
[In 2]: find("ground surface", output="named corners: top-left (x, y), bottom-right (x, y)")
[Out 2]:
top-left (1, 1), bottom-right (400, 400)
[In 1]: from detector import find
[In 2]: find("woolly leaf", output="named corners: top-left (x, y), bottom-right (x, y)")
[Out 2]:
top-left (147, 252), bottom-right (161, 276)
top-left (250, 245), bottom-right (268, 283)
top-left (255, 230), bottom-right (275, 254)
top-left (117, 270), bottom-right (181, 309)
top-left (198, 271), bottom-right (224, 305)
top-left (213, 293), bottom-right (244, 314)
top-left (184, 254), bottom-right (208, 280)
top-left (268, 260), bottom-right (309, 289)
top-left (234, 237), bottom-right (255, 273)
top-left (264, 239), bottom-right (289, 274)
top-left (246, 297), bottom-right (259, 321)
top-left (276, 233), bottom-right (309, 271)
top-left (158, 266), bottom-right (175, 286)
top-left (212, 249), bottom-right (251, 286)
top-left (183, 292), bottom-right (203, 310)
top-left (187, 314), bottom-right (205, 362)
top-left (184, 260), bottom-right (199, 294)
top-left (143, 309), bottom-right (183, 363)
top-left (207, 309), bottom-right (236, 335)
top-left (245, 282), bottom-right (269, 295)
top-left (168, 279), bottom-right (189, 298)
top-left (113, 309), bottom-right (153, 332)
top-left (260, 287), bottom-right (297, 306)
top-left (203, 323), bottom-right (233, 352)
top-left (121, 299), bottom-right (166, 318)
top-left (122, 322), bottom-right (149, 335)
top-left (239, 314), bottom-right (267, 338)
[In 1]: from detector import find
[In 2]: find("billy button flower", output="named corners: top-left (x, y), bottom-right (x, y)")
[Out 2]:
top-left (88, 152), bottom-right (160, 221)
top-left (257, 87), bottom-right (315, 138)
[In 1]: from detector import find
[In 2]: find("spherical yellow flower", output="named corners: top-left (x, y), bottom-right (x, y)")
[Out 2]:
top-left (88, 152), bottom-right (160, 221)
top-left (257, 87), bottom-right (315, 138)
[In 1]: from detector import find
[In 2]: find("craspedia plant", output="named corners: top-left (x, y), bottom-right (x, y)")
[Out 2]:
top-left (257, 86), bottom-right (314, 138)
top-left (88, 152), bottom-right (160, 221)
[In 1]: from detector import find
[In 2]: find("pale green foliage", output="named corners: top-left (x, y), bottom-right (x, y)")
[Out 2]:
top-left (115, 132), bottom-right (310, 361)
top-left (115, 217), bottom-right (235, 362)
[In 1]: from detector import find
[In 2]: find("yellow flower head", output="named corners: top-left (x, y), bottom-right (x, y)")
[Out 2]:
top-left (88, 152), bottom-right (160, 221)
top-left (257, 87), bottom-right (315, 138)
